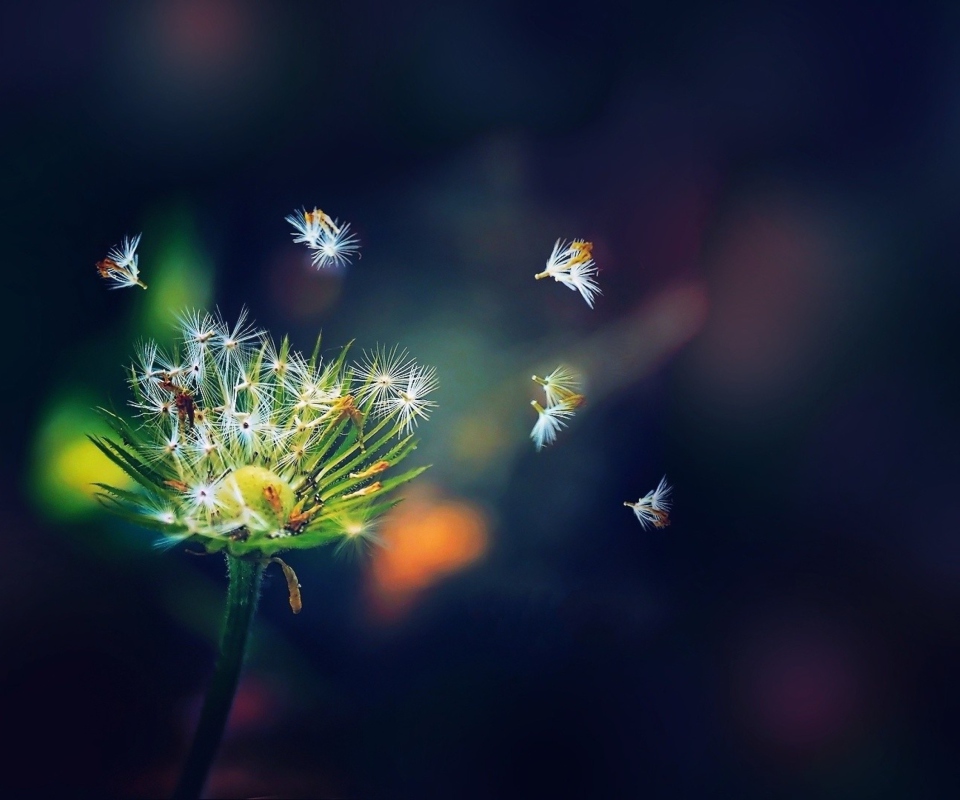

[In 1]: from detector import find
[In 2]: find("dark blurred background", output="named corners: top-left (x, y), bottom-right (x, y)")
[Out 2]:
top-left (2, 1), bottom-right (960, 797)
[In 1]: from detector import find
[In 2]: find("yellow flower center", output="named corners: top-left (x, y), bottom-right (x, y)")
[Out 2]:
top-left (217, 465), bottom-right (295, 533)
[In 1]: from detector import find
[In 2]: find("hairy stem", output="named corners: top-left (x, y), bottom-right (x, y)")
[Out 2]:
top-left (172, 554), bottom-right (264, 800)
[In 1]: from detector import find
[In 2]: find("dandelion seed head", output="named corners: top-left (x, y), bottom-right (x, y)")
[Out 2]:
top-left (95, 309), bottom-right (436, 558)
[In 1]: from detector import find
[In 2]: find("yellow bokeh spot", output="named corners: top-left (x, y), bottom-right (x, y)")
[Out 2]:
top-left (30, 394), bottom-right (134, 521)
top-left (452, 413), bottom-right (509, 470)
top-left (51, 437), bottom-right (129, 501)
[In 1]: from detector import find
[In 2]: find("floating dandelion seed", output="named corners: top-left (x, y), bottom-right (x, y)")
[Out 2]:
top-left (563, 256), bottom-right (601, 308)
top-left (532, 366), bottom-right (584, 408)
top-left (311, 222), bottom-right (360, 269)
top-left (286, 207), bottom-right (361, 269)
top-left (93, 309), bottom-right (434, 564)
top-left (96, 233), bottom-right (147, 290)
top-left (534, 238), bottom-right (600, 308)
top-left (528, 366), bottom-right (585, 450)
top-left (624, 476), bottom-right (672, 529)
top-left (529, 399), bottom-right (575, 451)
top-left (286, 207), bottom-right (336, 247)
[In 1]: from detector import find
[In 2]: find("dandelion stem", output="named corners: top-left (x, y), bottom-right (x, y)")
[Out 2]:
top-left (172, 554), bottom-right (264, 800)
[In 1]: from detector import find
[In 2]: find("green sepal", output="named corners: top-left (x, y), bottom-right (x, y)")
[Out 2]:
top-left (318, 436), bottom-right (417, 499)
top-left (307, 333), bottom-right (323, 371)
top-left (307, 415), bottom-right (398, 492)
top-left (263, 528), bottom-right (343, 553)
top-left (93, 482), bottom-right (168, 507)
top-left (204, 537), bottom-right (228, 554)
top-left (88, 435), bottom-right (171, 492)
top-left (326, 340), bottom-right (355, 380)
top-left (94, 495), bottom-right (189, 533)
top-left (294, 418), bottom-right (350, 493)
top-left (313, 464), bottom-right (430, 523)
top-left (96, 406), bottom-right (152, 452)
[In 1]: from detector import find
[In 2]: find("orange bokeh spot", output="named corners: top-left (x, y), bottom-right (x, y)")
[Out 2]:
top-left (367, 487), bottom-right (488, 620)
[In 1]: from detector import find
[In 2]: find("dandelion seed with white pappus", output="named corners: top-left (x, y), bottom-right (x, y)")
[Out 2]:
top-left (532, 365), bottom-right (585, 409)
top-left (624, 476), bottom-right (672, 529)
top-left (356, 345), bottom-right (415, 405)
top-left (534, 238), bottom-right (601, 308)
top-left (529, 399), bottom-right (575, 451)
top-left (96, 233), bottom-right (147, 290)
top-left (285, 207), bottom-right (336, 247)
top-left (213, 307), bottom-right (263, 371)
top-left (528, 366), bottom-right (584, 451)
top-left (311, 222), bottom-right (360, 269)
top-left (377, 363), bottom-right (439, 435)
top-left (563, 257), bottom-right (601, 309)
top-left (286, 207), bottom-right (361, 269)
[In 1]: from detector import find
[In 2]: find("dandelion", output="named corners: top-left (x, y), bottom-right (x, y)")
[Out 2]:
top-left (95, 226), bottom-right (426, 798)
top-left (96, 233), bottom-right (147, 290)
top-left (534, 238), bottom-right (601, 308)
top-left (529, 399), bottom-right (575, 451)
top-left (101, 316), bottom-right (433, 791)
top-left (94, 310), bottom-right (435, 561)
top-left (624, 476), bottom-right (672, 529)
top-left (286, 207), bottom-right (361, 269)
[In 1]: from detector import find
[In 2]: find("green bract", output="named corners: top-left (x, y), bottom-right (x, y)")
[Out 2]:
top-left (93, 310), bottom-right (433, 558)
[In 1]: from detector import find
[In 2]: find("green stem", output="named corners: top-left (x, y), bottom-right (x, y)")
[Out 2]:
top-left (172, 554), bottom-right (264, 800)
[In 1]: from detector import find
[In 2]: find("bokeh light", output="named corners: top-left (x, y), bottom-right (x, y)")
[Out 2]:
top-left (30, 394), bottom-right (133, 520)
top-left (367, 486), bottom-right (489, 620)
